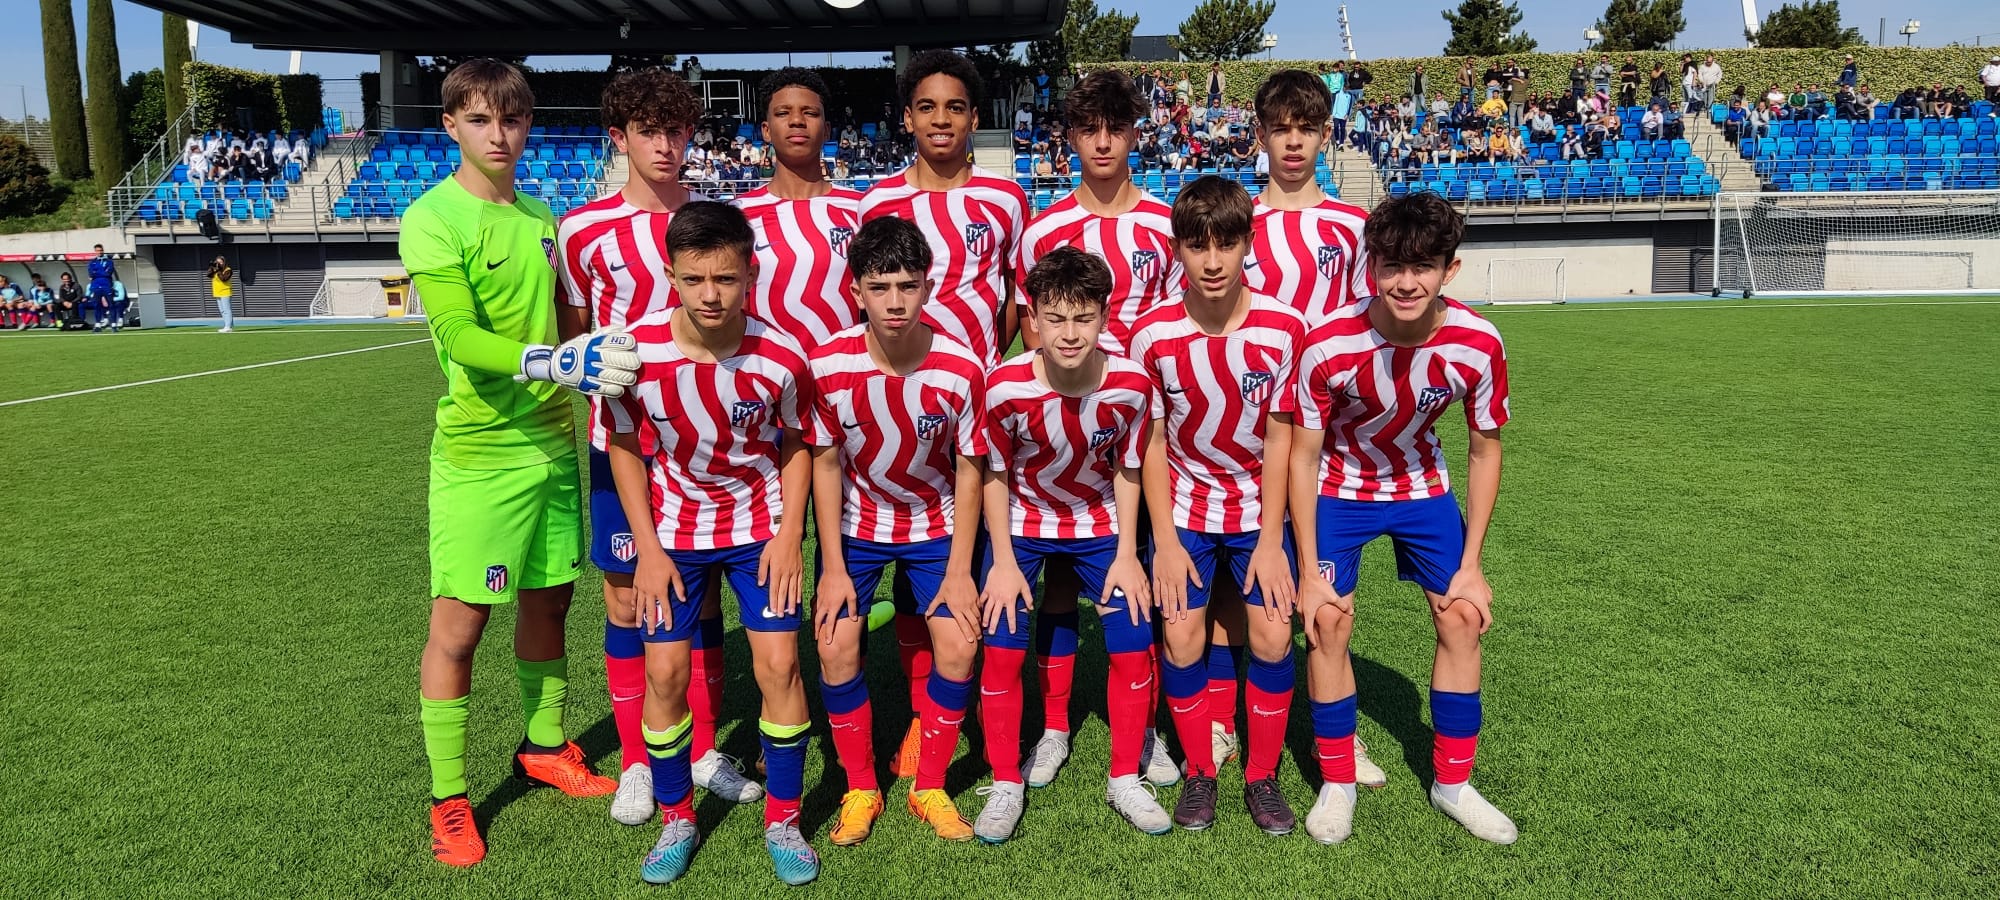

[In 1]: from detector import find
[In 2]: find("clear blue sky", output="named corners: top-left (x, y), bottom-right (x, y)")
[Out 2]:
top-left (6, 0), bottom-right (1998, 117)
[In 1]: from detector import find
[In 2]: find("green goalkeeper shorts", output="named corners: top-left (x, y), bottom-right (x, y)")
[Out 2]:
top-left (428, 450), bottom-right (583, 604)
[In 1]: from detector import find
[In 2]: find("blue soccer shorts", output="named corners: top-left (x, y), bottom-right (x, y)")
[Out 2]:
top-left (1175, 527), bottom-right (1298, 609)
top-left (639, 540), bottom-right (799, 642)
top-left (587, 448), bottom-right (637, 576)
top-left (823, 535), bottom-right (957, 620)
top-left (983, 534), bottom-right (1151, 654)
top-left (1313, 493), bottom-right (1466, 597)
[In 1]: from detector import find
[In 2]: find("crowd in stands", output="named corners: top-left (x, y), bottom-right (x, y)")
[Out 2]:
top-left (681, 107), bottom-right (917, 192)
top-left (181, 129), bottom-right (313, 183)
top-left (1719, 53), bottom-right (2000, 148)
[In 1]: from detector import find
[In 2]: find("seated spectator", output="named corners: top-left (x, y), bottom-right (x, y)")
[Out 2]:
top-left (55, 272), bottom-right (83, 328)
top-left (1765, 83), bottom-right (1787, 109)
top-left (1527, 105), bottom-right (1555, 143)
top-left (1788, 84), bottom-right (1808, 115)
top-left (1723, 99), bottom-right (1748, 145)
top-left (1478, 91), bottom-right (1507, 125)
top-left (1228, 131), bottom-right (1256, 169)
top-left (1559, 125), bottom-right (1586, 161)
top-left (1430, 95), bottom-right (1451, 121)
top-left (1747, 99), bottom-right (1771, 139)
top-left (1012, 121), bottom-right (1032, 153)
top-left (1398, 94), bottom-right (1418, 130)
top-left (1462, 128), bottom-right (1488, 163)
top-left (1805, 84), bottom-right (1827, 119)
top-left (1641, 104), bottom-right (1664, 141)
top-left (1925, 82), bottom-right (1951, 118)
top-left (248, 145), bottom-right (278, 181)
top-left (28, 274), bottom-right (53, 328)
top-left (272, 135), bottom-right (292, 169)
top-left (1138, 132), bottom-right (1163, 172)
top-left (1833, 86), bottom-right (1860, 121)
top-left (1949, 85), bottom-right (1973, 117)
top-left (1449, 92), bottom-right (1479, 129)
top-left (1894, 89), bottom-right (1923, 120)
top-left (1488, 128), bottom-right (1517, 162)
top-left (1662, 105), bottom-right (1684, 140)
top-left (1581, 122), bottom-right (1607, 159)
top-left (207, 152), bottom-right (232, 182)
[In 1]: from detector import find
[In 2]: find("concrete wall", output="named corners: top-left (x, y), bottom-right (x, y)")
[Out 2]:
top-left (1455, 236), bottom-right (1655, 301)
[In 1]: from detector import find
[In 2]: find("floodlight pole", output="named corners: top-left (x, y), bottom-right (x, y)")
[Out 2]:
top-left (1339, 6), bottom-right (1355, 61)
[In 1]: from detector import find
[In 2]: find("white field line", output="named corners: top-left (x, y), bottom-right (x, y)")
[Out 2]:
top-left (0, 339), bottom-right (430, 408)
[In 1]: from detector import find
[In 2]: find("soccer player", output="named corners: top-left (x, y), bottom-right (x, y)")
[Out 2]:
top-left (807, 216), bottom-right (987, 846)
top-left (1133, 176), bottom-right (1308, 834)
top-left (1290, 191), bottom-right (1516, 845)
top-left (555, 66), bottom-right (761, 826)
top-left (86, 245), bottom-right (118, 332)
top-left (399, 59), bottom-right (641, 868)
top-left (978, 247), bottom-right (1161, 839)
top-left (859, 48), bottom-right (1029, 780)
top-left (736, 67), bottom-right (864, 347)
top-left (604, 202), bottom-right (820, 885)
top-left (1012, 69), bottom-right (1184, 791)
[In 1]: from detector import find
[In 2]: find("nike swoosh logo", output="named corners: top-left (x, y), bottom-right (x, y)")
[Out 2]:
top-left (1164, 386), bottom-right (1187, 394)
top-left (980, 687), bottom-right (1007, 696)
top-left (938, 715), bottom-right (964, 726)
top-left (754, 242), bottom-right (773, 252)
top-left (1317, 752), bottom-right (1348, 761)
top-left (1243, 260), bottom-right (1260, 270)
top-left (486, 258), bottom-right (509, 270)
top-left (649, 413), bottom-right (680, 423)
top-left (896, 639), bottom-right (925, 648)
top-left (841, 421), bottom-right (863, 429)
top-left (570, 559), bottom-right (581, 568)
top-left (1170, 702), bottom-right (1200, 714)
top-left (611, 691), bottom-right (646, 703)
top-left (1447, 756), bottom-right (1475, 765)
top-left (1130, 677), bottom-right (1153, 691)
top-left (608, 262), bottom-right (628, 271)
top-left (705, 676), bottom-right (722, 684)
top-left (1250, 706), bottom-right (1284, 717)
top-left (760, 607), bottom-right (782, 618)
top-left (831, 722), bottom-right (856, 730)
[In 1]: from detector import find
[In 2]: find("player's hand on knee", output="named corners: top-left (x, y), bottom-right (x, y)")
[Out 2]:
top-left (1106, 555), bottom-right (1152, 627)
top-left (813, 570), bottom-right (856, 645)
top-left (1438, 566), bottom-right (1494, 634)
top-left (930, 572), bottom-right (983, 644)
top-left (1152, 543), bottom-right (1200, 624)
top-left (634, 553), bottom-right (683, 636)
top-left (518, 330), bottom-right (642, 397)
top-left (1244, 541), bottom-right (1296, 623)
top-left (759, 539), bottom-right (804, 616)
top-left (1297, 571), bottom-right (1340, 649)
top-left (980, 563), bottom-right (1032, 636)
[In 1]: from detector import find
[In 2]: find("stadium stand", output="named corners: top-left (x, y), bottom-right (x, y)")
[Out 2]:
top-left (1379, 107), bottom-right (1719, 203)
top-left (1739, 107), bottom-right (2000, 192)
top-left (331, 127), bottom-right (612, 220)
top-left (132, 129), bottom-right (326, 224)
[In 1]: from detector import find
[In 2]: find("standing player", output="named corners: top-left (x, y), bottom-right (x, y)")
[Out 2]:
top-left (807, 217), bottom-right (988, 846)
top-left (604, 202), bottom-right (820, 885)
top-left (1133, 176), bottom-right (1307, 834)
top-left (1012, 69), bottom-right (1184, 791)
top-left (978, 247), bottom-right (1162, 840)
top-left (86, 244), bottom-right (118, 332)
top-left (736, 68), bottom-right (864, 347)
top-left (1245, 67), bottom-right (1387, 790)
top-left (400, 59), bottom-right (640, 868)
top-left (555, 68), bottom-right (762, 825)
top-left (1290, 191), bottom-right (1517, 845)
top-left (860, 49), bottom-right (1029, 780)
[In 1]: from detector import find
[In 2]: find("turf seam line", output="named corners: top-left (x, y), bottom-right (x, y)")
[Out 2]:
top-left (0, 339), bottom-right (432, 407)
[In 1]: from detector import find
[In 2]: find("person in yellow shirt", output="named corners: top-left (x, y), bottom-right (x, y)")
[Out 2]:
top-left (1478, 93), bottom-right (1508, 127)
top-left (207, 256), bottom-right (234, 333)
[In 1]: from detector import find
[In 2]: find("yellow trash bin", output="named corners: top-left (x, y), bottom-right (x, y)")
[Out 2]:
top-left (381, 276), bottom-right (412, 318)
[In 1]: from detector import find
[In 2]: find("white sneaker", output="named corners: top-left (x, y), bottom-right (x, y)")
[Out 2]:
top-left (1105, 774), bottom-right (1172, 835)
top-left (973, 781), bottom-right (1025, 844)
top-left (1304, 783), bottom-right (1357, 844)
top-left (1211, 722), bottom-right (1240, 769)
top-left (1139, 729), bottom-right (1181, 787)
top-left (691, 749), bottom-right (764, 804)
top-left (1354, 736), bottom-right (1387, 788)
top-left (1025, 730), bottom-right (1070, 787)
top-left (611, 763), bottom-right (655, 826)
top-left (1429, 781), bottom-right (1518, 845)
top-left (218, 326), bottom-right (233, 333)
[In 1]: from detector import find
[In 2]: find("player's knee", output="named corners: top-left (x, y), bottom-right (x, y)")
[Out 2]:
top-left (644, 664), bottom-right (690, 700)
top-left (1311, 605), bottom-right (1355, 648)
top-left (1434, 601), bottom-right (1484, 642)
top-left (752, 651), bottom-right (802, 695)
top-left (1162, 620), bottom-right (1208, 667)
top-left (424, 631), bottom-right (480, 665)
top-left (930, 638), bottom-right (976, 681)
top-left (819, 642), bottom-right (862, 684)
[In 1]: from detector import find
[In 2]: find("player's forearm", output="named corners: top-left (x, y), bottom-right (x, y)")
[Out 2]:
top-left (1113, 468), bottom-right (1143, 561)
top-left (1257, 415), bottom-right (1292, 543)
top-left (606, 433), bottom-right (666, 562)
top-left (810, 446), bottom-right (847, 574)
top-left (947, 457), bottom-right (984, 575)
top-left (1289, 426), bottom-right (1327, 572)
top-left (556, 302), bottom-right (591, 343)
top-left (981, 470), bottom-right (1020, 567)
top-left (1461, 430), bottom-right (1503, 567)
top-left (413, 272), bottom-right (534, 375)
top-left (1141, 422), bottom-right (1178, 543)
top-left (776, 431), bottom-right (811, 545)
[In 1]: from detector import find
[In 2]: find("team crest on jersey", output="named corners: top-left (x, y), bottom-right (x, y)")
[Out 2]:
top-left (1240, 370), bottom-right (1275, 405)
top-left (1317, 560), bottom-right (1336, 583)
top-left (1417, 386), bottom-right (1453, 413)
top-left (1316, 244), bottom-right (1344, 280)
top-left (1088, 426), bottom-right (1119, 452)
top-left (1130, 249), bottom-right (1161, 282)
top-left (731, 399), bottom-right (769, 427)
top-left (964, 221), bottom-right (994, 255)
top-left (543, 237), bottom-right (558, 268)
top-left (916, 413), bottom-right (948, 441)
top-left (609, 533), bottom-right (637, 563)
top-left (486, 565), bottom-right (510, 593)
top-left (828, 225), bottom-right (854, 257)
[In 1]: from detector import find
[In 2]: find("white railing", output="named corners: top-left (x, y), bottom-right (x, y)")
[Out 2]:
top-left (106, 105), bottom-right (199, 225)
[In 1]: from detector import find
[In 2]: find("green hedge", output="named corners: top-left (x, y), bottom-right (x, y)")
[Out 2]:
top-left (1091, 46), bottom-right (2000, 106)
top-left (187, 62), bottom-right (322, 134)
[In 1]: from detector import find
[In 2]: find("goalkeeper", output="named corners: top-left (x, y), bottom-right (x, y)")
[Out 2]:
top-left (397, 58), bottom-right (641, 868)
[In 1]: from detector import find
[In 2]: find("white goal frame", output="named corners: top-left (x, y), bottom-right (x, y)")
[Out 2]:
top-left (308, 276), bottom-right (426, 319)
top-left (1712, 190), bottom-right (2000, 297)
top-left (1484, 257), bottom-right (1567, 305)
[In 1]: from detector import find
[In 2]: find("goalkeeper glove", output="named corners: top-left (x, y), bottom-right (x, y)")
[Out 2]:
top-left (519, 331), bottom-right (642, 398)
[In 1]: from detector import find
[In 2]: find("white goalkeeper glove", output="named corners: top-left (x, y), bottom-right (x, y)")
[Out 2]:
top-left (519, 331), bottom-right (642, 398)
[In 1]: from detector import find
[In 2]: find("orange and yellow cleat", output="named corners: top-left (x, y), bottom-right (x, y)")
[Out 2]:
top-left (429, 796), bottom-right (486, 867)
top-left (890, 719), bottom-right (923, 779)
top-left (906, 789), bottom-right (974, 842)
top-left (513, 740), bottom-right (618, 797)
top-left (829, 789), bottom-right (886, 846)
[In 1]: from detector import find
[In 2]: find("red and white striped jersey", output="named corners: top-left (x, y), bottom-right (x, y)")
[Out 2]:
top-left (1295, 297), bottom-right (1510, 502)
top-left (806, 326), bottom-right (988, 544)
top-left (557, 192), bottom-right (711, 450)
top-left (1128, 293), bottom-right (1308, 533)
top-left (1245, 196), bottom-right (1372, 328)
top-left (734, 186), bottom-right (864, 347)
top-left (1014, 192), bottom-right (1181, 356)
top-left (608, 310), bottom-right (811, 550)
top-left (859, 167), bottom-right (1028, 366)
top-left (983, 351), bottom-right (1153, 539)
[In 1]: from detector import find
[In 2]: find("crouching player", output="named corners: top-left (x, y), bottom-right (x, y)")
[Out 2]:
top-left (602, 202), bottom-right (820, 884)
top-left (1132, 176), bottom-right (1307, 834)
top-left (808, 216), bottom-right (989, 845)
top-left (1289, 191), bottom-right (1517, 845)
top-left (978, 247), bottom-right (1161, 840)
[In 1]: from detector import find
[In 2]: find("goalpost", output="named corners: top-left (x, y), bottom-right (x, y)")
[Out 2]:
top-left (308, 276), bottom-right (426, 319)
top-left (1713, 190), bottom-right (2000, 297)
top-left (1484, 257), bottom-right (1567, 305)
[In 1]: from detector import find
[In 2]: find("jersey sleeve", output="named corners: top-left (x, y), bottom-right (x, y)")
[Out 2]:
top-left (982, 396), bottom-right (1013, 473)
top-left (804, 363), bottom-right (839, 448)
top-left (1116, 400), bottom-right (1148, 470)
top-left (608, 392), bottom-right (641, 434)
top-left (1465, 338), bottom-right (1511, 432)
top-left (1012, 230), bottom-right (1038, 304)
top-left (955, 368), bottom-right (989, 459)
top-left (776, 354), bottom-right (810, 432)
top-left (1294, 346), bottom-right (1336, 432)
top-left (1268, 320), bottom-right (1304, 416)
top-left (556, 217), bottom-right (595, 310)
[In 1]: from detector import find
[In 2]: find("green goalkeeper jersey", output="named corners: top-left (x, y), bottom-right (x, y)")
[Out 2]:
top-left (399, 177), bottom-right (574, 470)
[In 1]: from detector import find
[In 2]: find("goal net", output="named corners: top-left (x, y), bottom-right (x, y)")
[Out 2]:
top-left (1714, 190), bottom-right (2000, 296)
top-left (308, 276), bottom-right (426, 319)
top-left (1484, 257), bottom-right (1567, 305)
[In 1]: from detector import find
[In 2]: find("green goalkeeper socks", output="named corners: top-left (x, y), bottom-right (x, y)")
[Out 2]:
top-left (516, 656), bottom-right (569, 749)
top-left (419, 694), bottom-right (472, 799)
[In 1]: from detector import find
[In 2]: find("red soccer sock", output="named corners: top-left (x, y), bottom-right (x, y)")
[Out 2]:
top-left (1243, 681), bottom-right (1294, 782)
top-left (827, 702), bottom-right (877, 793)
top-left (1434, 733), bottom-right (1480, 786)
top-left (1037, 651), bottom-right (1075, 733)
top-left (1208, 677), bottom-right (1238, 735)
top-left (895, 613), bottom-right (934, 721)
top-left (1316, 733), bottom-right (1356, 784)
top-left (1106, 651), bottom-right (1153, 779)
top-left (980, 646), bottom-right (1028, 783)
top-left (764, 794), bottom-right (801, 827)
top-left (1163, 659), bottom-right (1215, 778)
top-left (1146, 644), bottom-right (1163, 731)
top-left (604, 653), bottom-right (648, 772)
top-left (687, 646), bottom-right (723, 760)
top-left (659, 795), bottom-right (695, 824)
top-left (918, 673), bottom-right (973, 791)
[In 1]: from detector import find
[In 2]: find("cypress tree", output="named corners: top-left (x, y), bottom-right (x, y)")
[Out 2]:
top-left (86, 0), bottom-right (127, 188)
top-left (163, 14), bottom-right (191, 125)
top-left (40, 0), bottom-right (89, 180)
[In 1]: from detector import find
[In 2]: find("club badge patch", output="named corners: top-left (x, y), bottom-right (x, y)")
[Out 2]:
top-left (1241, 370), bottom-right (1274, 405)
top-left (827, 225), bottom-right (854, 257)
top-left (1130, 249), bottom-right (1161, 282)
top-left (1316, 244), bottom-right (1344, 280)
top-left (543, 237), bottom-right (558, 268)
top-left (1317, 560), bottom-right (1336, 583)
top-left (610, 533), bottom-right (636, 563)
top-left (486, 565), bottom-right (510, 593)
top-left (731, 400), bottom-right (768, 428)
top-left (1088, 426), bottom-right (1119, 451)
top-left (916, 413), bottom-right (948, 441)
top-left (1417, 386), bottom-right (1453, 413)
top-left (964, 221), bottom-right (994, 256)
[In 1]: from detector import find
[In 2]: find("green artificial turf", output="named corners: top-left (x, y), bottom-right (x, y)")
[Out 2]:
top-left (1, 300), bottom-right (1996, 898)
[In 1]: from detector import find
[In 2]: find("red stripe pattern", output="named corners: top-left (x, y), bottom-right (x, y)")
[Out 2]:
top-left (858, 167), bottom-right (1029, 367)
top-left (734, 186), bottom-right (864, 347)
top-left (1244, 197), bottom-right (1373, 329)
top-left (1014, 192), bottom-right (1181, 356)
top-left (983, 352), bottom-right (1154, 539)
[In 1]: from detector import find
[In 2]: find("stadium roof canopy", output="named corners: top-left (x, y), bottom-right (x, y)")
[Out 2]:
top-left (136, 0), bottom-right (1065, 55)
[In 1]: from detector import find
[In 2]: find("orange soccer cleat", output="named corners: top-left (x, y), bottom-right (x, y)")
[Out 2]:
top-left (513, 740), bottom-right (618, 797)
top-left (429, 796), bottom-right (486, 867)
top-left (889, 719), bottom-right (923, 779)
top-left (906, 789), bottom-right (974, 842)
top-left (829, 789), bottom-right (886, 846)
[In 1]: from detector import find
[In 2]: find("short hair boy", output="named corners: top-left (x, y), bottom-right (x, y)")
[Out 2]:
top-left (978, 246), bottom-right (1162, 838)
top-left (603, 201), bottom-right (819, 886)
top-left (1289, 191), bottom-right (1516, 846)
top-left (1249, 69), bottom-right (1374, 329)
top-left (806, 216), bottom-right (988, 845)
